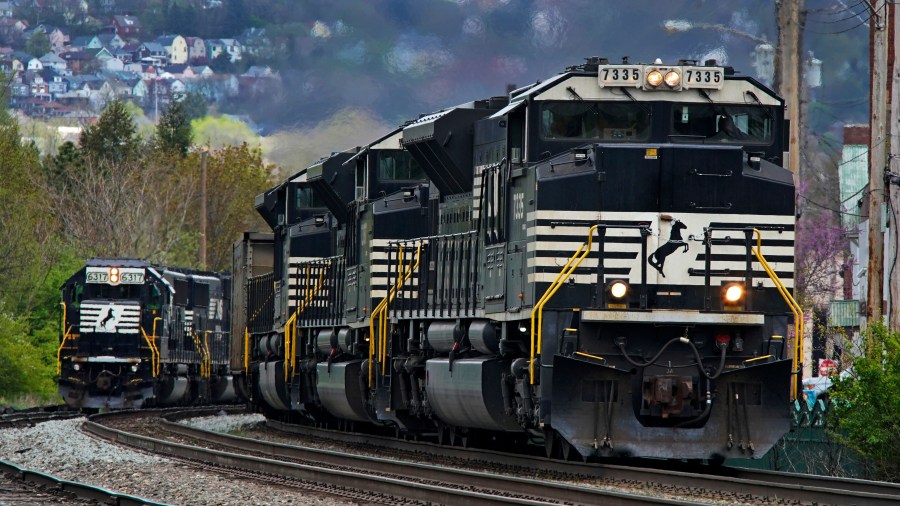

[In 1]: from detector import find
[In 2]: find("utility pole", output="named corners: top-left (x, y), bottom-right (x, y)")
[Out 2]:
top-left (868, 0), bottom-right (888, 326)
top-left (889, 1), bottom-right (900, 330)
top-left (200, 148), bottom-right (208, 270)
top-left (775, 0), bottom-right (803, 182)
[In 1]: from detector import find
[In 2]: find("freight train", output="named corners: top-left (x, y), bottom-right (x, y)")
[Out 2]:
top-left (230, 57), bottom-right (801, 460)
top-left (58, 258), bottom-right (235, 409)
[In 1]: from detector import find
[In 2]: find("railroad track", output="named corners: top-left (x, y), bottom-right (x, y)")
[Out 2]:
top-left (86, 408), bottom-right (692, 505)
top-left (0, 405), bottom-right (81, 429)
top-left (267, 417), bottom-right (900, 505)
top-left (85, 408), bottom-right (900, 505)
top-left (0, 407), bottom-right (165, 506)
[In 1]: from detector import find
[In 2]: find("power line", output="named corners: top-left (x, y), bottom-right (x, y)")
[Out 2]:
top-left (798, 192), bottom-right (869, 217)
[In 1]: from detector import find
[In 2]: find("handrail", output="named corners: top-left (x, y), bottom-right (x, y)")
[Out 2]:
top-left (368, 242), bottom-right (423, 386)
top-left (751, 228), bottom-right (804, 400)
top-left (284, 261), bottom-right (330, 382)
top-left (283, 312), bottom-right (296, 381)
top-left (380, 242), bottom-right (422, 372)
top-left (57, 302), bottom-right (69, 376)
top-left (191, 331), bottom-right (208, 379)
top-left (139, 327), bottom-right (160, 377)
top-left (529, 225), bottom-right (598, 384)
top-left (244, 327), bottom-right (250, 374)
top-left (203, 330), bottom-right (212, 378)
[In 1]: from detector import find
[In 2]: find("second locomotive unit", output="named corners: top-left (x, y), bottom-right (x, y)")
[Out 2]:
top-left (59, 258), bottom-right (235, 409)
top-left (232, 56), bottom-right (799, 461)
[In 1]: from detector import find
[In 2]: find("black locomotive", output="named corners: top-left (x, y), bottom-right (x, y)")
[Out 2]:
top-left (58, 258), bottom-right (234, 409)
top-left (230, 57), bottom-right (800, 460)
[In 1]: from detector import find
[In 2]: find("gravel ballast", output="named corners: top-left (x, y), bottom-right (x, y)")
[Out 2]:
top-left (0, 417), bottom-right (351, 506)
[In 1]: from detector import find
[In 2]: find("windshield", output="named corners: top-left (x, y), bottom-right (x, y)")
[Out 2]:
top-left (541, 102), bottom-right (651, 141)
top-left (378, 151), bottom-right (425, 181)
top-left (671, 104), bottom-right (773, 144)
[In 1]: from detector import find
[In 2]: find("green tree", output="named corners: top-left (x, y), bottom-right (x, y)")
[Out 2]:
top-left (190, 144), bottom-right (272, 270)
top-left (156, 99), bottom-right (192, 156)
top-left (210, 51), bottom-right (236, 73)
top-left (79, 100), bottom-right (142, 164)
top-left (181, 92), bottom-right (209, 121)
top-left (828, 323), bottom-right (900, 481)
top-left (25, 30), bottom-right (50, 57)
top-left (0, 313), bottom-right (56, 402)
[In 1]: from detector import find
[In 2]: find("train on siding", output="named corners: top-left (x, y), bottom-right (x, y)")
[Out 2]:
top-left (58, 258), bottom-right (235, 410)
top-left (230, 57), bottom-right (801, 461)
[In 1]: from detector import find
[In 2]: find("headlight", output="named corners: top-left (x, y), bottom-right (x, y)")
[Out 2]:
top-left (609, 280), bottom-right (629, 299)
top-left (72, 363), bottom-right (80, 371)
top-left (664, 70), bottom-right (681, 87)
top-left (646, 70), bottom-right (663, 87)
top-left (131, 364), bottom-right (138, 372)
top-left (724, 284), bottom-right (744, 303)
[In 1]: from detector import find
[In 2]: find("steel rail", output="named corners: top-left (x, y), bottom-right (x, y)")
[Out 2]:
top-left (1, 451), bottom-right (164, 506)
top-left (267, 419), bottom-right (900, 505)
top-left (85, 410), bottom-right (686, 505)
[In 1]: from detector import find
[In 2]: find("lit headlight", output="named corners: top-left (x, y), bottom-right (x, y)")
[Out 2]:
top-left (72, 363), bottom-right (80, 371)
top-left (646, 70), bottom-right (663, 87)
top-left (609, 281), bottom-right (629, 299)
top-left (664, 70), bottom-right (681, 87)
top-left (724, 284), bottom-right (744, 303)
top-left (131, 364), bottom-right (138, 372)
top-left (109, 267), bottom-right (119, 284)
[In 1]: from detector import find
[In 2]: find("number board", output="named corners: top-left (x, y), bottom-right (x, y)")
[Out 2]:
top-left (681, 66), bottom-right (724, 89)
top-left (598, 65), bottom-right (642, 87)
top-left (85, 266), bottom-right (145, 285)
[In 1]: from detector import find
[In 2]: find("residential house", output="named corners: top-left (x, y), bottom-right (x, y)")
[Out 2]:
top-left (0, 17), bottom-right (28, 42)
top-left (139, 42), bottom-right (166, 65)
top-left (185, 37), bottom-right (206, 63)
top-left (190, 65), bottom-right (213, 78)
top-left (8, 75), bottom-right (28, 97)
top-left (60, 49), bottom-right (103, 73)
top-left (154, 35), bottom-right (188, 65)
top-left (243, 65), bottom-right (275, 78)
top-left (112, 15), bottom-right (142, 38)
top-left (113, 48), bottom-right (133, 64)
top-left (84, 47), bottom-right (114, 62)
top-left (71, 35), bottom-right (103, 50)
top-left (103, 56), bottom-right (124, 71)
top-left (26, 71), bottom-right (51, 100)
top-left (237, 27), bottom-right (269, 56)
top-left (44, 71), bottom-right (68, 96)
top-left (26, 57), bottom-right (42, 71)
top-left (207, 38), bottom-right (242, 62)
top-left (161, 63), bottom-right (192, 79)
top-left (139, 63), bottom-right (158, 80)
top-left (97, 33), bottom-right (125, 50)
top-left (31, 24), bottom-right (69, 52)
top-left (39, 52), bottom-right (67, 73)
top-left (0, 55), bottom-right (23, 74)
top-left (0, 2), bottom-right (13, 17)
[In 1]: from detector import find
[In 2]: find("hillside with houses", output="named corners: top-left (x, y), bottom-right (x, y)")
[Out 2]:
top-left (0, 2), bottom-right (280, 123)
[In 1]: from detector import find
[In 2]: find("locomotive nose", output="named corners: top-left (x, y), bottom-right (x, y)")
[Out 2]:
top-left (96, 370), bottom-right (115, 391)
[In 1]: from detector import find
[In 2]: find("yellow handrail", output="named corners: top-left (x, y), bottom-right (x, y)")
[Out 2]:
top-left (381, 242), bottom-right (422, 372)
top-left (150, 317), bottom-right (162, 375)
top-left (529, 225), bottom-right (598, 384)
top-left (203, 330), bottom-right (212, 378)
top-left (191, 331), bottom-right (208, 378)
top-left (283, 312), bottom-right (296, 381)
top-left (751, 228), bottom-right (804, 400)
top-left (140, 327), bottom-right (160, 377)
top-left (284, 261), bottom-right (330, 382)
top-left (57, 302), bottom-right (68, 376)
top-left (244, 326), bottom-right (250, 374)
top-left (368, 242), bottom-right (423, 386)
